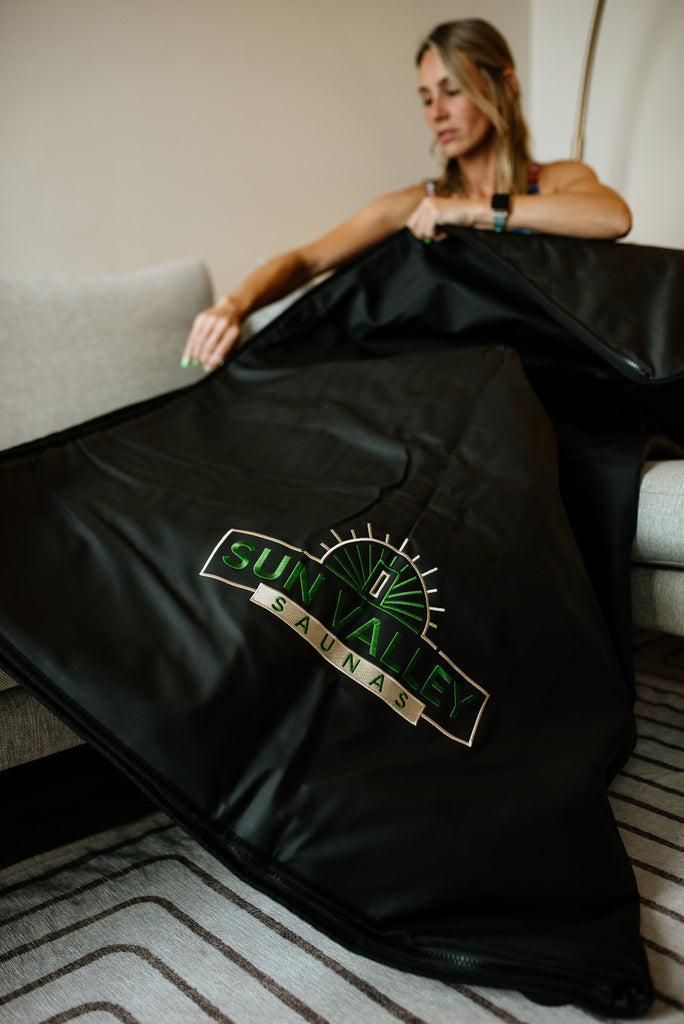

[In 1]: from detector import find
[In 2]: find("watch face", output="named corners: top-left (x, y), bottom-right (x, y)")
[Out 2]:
top-left (493, 208), bottom-right (509, 233)
top-left (492, 193), bottom-right (510, 212)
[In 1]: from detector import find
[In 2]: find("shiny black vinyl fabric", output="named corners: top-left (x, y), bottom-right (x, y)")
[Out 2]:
top-left (1, 229), bottom-right (683, 1016)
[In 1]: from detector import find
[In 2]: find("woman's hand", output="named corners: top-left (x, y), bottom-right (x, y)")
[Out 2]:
top-left (406, 195), bottom-right (487, 241)
top-left (181, 295), bottom-right (242, 371)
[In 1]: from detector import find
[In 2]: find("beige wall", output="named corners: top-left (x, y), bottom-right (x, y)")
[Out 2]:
top-left (0, 0), bottom-right (527, 293)
top-left (6, 0), bottom-right (678, 294)
top-left (529, 0), bottom-right (684, 250)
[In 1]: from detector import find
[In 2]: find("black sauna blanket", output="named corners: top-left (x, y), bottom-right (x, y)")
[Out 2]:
top-left (2, 228), bottom-right (683, 1017)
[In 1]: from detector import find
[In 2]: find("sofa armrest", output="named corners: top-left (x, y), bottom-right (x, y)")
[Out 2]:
top-left (632, 460), bottom-right (684, 569)
top-left (0, 259), bottom-right (213, 450)
top-left (631, 459), bottom-right (684, 637)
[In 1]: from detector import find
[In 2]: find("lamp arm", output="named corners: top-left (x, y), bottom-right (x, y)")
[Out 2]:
top-left (571, 0), bottom-right (606, 161)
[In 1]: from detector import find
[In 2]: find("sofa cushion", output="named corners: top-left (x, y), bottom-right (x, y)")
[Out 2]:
top-left (631, 565), bottom-right (684, 637)
top-left (632, 460), bottom-right (684, 568)
top-left (0, 687), bottom-right (83, 771)
top-left (0, 260), bottom-right (212, 450)
top-left (0, 668), bottom-right (17, 693)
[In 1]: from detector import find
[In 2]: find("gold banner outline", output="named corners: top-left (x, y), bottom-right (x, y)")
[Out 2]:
top-left (251, 583), bottom-right (425, 727)
top-left (203, 529), bottom-right (491, 746)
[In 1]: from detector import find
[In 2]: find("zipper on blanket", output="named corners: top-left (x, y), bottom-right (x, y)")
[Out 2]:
top-left (460, 230), bottom-right (658, 384)
top-left (413, 945), bottom-right (651, 1018)
top-left (619, 353), bottom-right (651, 378)
top-left (224, 831), bottom-right (651, 1018)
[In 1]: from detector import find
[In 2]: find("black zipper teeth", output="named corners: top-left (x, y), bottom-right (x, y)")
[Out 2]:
top-left (464, 231), bottom-right (657, 382)
top-left (621, 354), bottom-right (650, 377)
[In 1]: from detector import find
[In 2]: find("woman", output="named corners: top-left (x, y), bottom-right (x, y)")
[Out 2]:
top-left (182, 18), bottom-right (632, 373)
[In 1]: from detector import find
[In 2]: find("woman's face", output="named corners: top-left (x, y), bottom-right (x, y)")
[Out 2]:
top-left (418, 47), bottom-right (493, 162)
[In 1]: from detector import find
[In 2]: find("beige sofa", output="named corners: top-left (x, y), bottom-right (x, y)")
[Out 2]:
top-left (0, 260), bottom-right (209, 770)
top-left (0, 258), bottom-right (682, 772)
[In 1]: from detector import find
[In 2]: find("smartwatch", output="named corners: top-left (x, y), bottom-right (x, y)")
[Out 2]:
top-left (492, 193), bottom-right (510, 233)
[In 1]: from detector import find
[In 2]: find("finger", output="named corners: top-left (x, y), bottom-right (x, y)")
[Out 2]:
top-left (407, 212), bottom-right (431, 240)
top-left (204, 323), bottom-right (240, 370)
top-left (182, 312), bottom-right (216, 366)
top-left (181, 315), bottom-right (204, 365)
top-left (196, 317), bottom-right (228, 366)
top-left (410, 218), bottom-right (437, 242)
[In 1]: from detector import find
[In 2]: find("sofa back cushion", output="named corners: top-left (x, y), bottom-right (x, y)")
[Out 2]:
top-left (0, 260), bottom-right (212, 450)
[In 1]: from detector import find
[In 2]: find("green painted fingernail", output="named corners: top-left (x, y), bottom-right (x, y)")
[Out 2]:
top-left (192, 358), bottom-right (200, 367)
top-left (180, 356), bottom-right (189, 368)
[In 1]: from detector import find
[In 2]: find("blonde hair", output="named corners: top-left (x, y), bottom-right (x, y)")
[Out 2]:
top-left (416, 19), bottom-right (532, 196)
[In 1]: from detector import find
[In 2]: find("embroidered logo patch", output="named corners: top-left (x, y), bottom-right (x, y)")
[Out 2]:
top-left (201, 525), bottom-right (489, 747)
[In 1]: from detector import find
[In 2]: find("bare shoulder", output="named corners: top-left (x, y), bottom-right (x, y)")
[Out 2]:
top-left (537, 160), bottom-right (604, 194)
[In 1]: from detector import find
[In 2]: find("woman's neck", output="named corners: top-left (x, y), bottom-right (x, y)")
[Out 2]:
top-left (458, 148), bottom-right (497, 198)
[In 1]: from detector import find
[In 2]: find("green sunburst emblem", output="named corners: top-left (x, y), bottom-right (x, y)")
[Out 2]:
top-left (320, 525), bottom-right (444, 635)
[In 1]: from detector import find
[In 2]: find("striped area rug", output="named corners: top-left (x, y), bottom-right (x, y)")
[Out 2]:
top-left (0, 637), bottom-right (681, 1023)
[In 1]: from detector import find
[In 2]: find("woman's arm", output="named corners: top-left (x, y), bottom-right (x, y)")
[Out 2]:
top-left (406, 161), bottom-right (632, 242)
top-left (182, 184), bottom-right (426, 370)
top-left (508, 161), bottom-right (632, 238)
